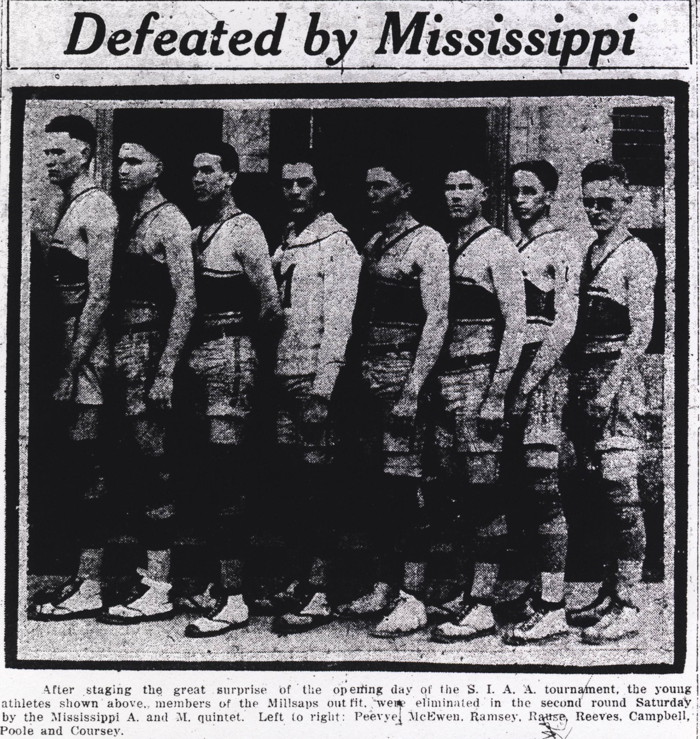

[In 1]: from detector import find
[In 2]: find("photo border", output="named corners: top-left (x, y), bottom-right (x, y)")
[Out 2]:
top-left (5, 78), bottom-right (690, 673)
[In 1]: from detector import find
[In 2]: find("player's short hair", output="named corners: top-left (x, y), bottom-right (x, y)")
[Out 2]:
top-left (509, 160), bottom-right (559, 193)
top-left (365, 157), bottom-right (413, 186)
top-left (281, 152), bottom-right (322, 181)
top-left (195, 142), bottom-right (240, 174)
top-left (581, 159), bottom-right (629, 187)
top-left (45, 115), bottom-right (96, 160)
top-left (444, 163), bottom-right (489, 187)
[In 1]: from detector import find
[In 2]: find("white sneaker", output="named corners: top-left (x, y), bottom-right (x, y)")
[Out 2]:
top-left (337, 582), bottom-right (392, 618)
top-left (99, 570), bottom-right (173, 624)
top-left (370, 591), bottom-right (428, 637)
top-left (32, 578), bottom-right (102, 621)
top-left (581, 602), bottom-right (639, 644)
top-left (176, 583), bottom-right (217, 613)
top-left (185, 594), bottom-right (250, 638)
top-left (432, 601), bottom-right (496, 642)
top-left (504, 607), bottom-right (568, 645)
top-left (275, 593), bottom-right (333, 634)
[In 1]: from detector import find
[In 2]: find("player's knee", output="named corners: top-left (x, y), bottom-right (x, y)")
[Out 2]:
top-left (209, 417), bottom-right (243, 446)
top-left (70, 407), bottom-right (100, 442)
top-left (132, 417), bottom-right (165, 458)
top-left (464, 452), bottom-right (500, 484)
top-left (523, 444), bottom-right (558, 471)
top-left (600, 447), bottom-right (638, 483)
top-left (537, 513), bottom-right (567, 537)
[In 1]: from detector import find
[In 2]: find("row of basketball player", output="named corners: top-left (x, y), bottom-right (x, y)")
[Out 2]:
top-left (30, 114), bottom-right (657, 646)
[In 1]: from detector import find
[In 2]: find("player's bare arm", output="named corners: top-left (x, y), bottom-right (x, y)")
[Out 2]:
top-left (392, 238), bottom-right (449, 421)
top-left (518, 254), bottom-right (578, 401)
top-left (238, 220), bottom-right (283, 330)
top-left (149, 214), bottom-right (195, 409)
top-left (593, 248), bottom-right (656, 414)
top-left (55, 204), bottom-right (117, 402)
top-left (481, 247), bottom-right (526, 431)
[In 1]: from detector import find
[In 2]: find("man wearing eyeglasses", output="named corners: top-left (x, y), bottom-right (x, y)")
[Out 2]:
top-left (566, 159), bottom-right (656, 644)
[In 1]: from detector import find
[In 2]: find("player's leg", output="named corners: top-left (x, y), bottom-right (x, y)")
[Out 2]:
top-left (432, 363), bottom-right (503, 642)
top-left (100, 331), bottom-right (175, 624)
top-left (184, 336), bottom-right (255, 637)
top-left (504, 365), bottom-right (569, 644)
top-left (580, 367), bottom-right (645, 644)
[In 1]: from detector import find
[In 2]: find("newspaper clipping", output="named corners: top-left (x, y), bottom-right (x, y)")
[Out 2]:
top-left (0, 0), bottom-right (697, 737)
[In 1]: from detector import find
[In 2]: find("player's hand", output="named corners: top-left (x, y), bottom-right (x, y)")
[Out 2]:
top-left (478, 395), bottom-right (505, 440)
top-left (510, 391), bottom-right (528, 418)
top-left (148, 374), bottom-right (174, 411)
top-left (303, 394), bottom-right (330, 427)
top-left (53, 372), bottom-right (75, 403)
top-left (390, 393), bottom-right (418, 434)
top-left (589, 389), bottom-right (614, 421)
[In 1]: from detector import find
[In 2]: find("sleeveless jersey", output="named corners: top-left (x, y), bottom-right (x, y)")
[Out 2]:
top-left (47, 187), bottom-right (115, 317)
top-left (192, 212), bottom-right (262, 335)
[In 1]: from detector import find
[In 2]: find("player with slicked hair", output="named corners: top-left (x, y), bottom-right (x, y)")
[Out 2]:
top-left (566, 160), bottom-right (656, 643)
top-left (498, 159), bottom-right (582, 645)
top-left (268, 154), bottom-right (361, 634)
top-left (338, 158), bottom-right (450, 637)
top-left (31, 115), bottom-right (118, 620)
top-left (99, 133), bottom-right (195, 624)
top-left (430, 164), bottom-right (527, 643)
top-left (180, 142), bottom-right (282, 637)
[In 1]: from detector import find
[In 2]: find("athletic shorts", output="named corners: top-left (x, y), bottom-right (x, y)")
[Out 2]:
top-left (432, 358), bottom-right (501, 483)
top-left (113, 329), bottom-right (165, 417)
top-left (188, 335), bottom-right (256, 421)
top-left (361, 351), bottom-right (422, 478)
top-left (568, 351), bottom-right (643, 475)
top-left (60, 318), bottom-right (110, 406)
top-left (510, 358), bottom-right (568, 470)
top-left (276, 373), bottom-right (336, 465)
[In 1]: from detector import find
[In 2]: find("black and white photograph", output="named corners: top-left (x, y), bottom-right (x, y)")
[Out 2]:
top-left (8, 87), bottom-right (683, 669)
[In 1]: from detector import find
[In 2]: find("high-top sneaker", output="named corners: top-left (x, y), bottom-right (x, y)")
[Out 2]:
top-left (98, 569), bottom-right (173, 624)
top-left (581, 599), bottom-right (639, 644)
top-left (185, 594), bottom-right (250, 638)
top-left (337, 582), bottom-right (393, 619)
top-left (503, 602), bottom-right (568, 645)
top-left (274, 592), bottom-right (333, 634)
top-left (431, 600), bottom-right (496, 643)
top-left (370, 591), bottom-right (428, 637)
top-left (567, 587), bottom-right (614, 627)
top-left (31, 578), bottom-right (102, 621)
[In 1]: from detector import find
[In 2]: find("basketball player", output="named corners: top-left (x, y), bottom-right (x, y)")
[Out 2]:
top-left (99, 135), bottom-right (195, 624)
top-left (430, 165), bottom-right (527, 643)
top-left (566, 160), bottom-right (656, 644)
top-left (31, 116), bottom-right (117, 620)
top-left (179, 142), bottom-right (282, 637)
top-left (338, 160), bottom-right (449, 637)
top-left (499, 160), bottom-right (581, 645)
top-left (271, 156), bottom-right (361, 634)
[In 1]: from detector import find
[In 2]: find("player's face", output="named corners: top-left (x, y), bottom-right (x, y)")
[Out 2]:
top-left (510, 170), bottom-right (552, 225)
top-left (192, 153), bottom-right (233, 203)
top-left (366, 167), bottom-right (408, 218)
top-left (117, 143), bottom-right (161, 192)
top-left (582, 179), bottom-right (630, 234)
top-left (44, 132), bottom-right (87, 185)
top-left (444, 170), bottom-right (487, 222)
top-left (282, 163), bottom-right (320, 217)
